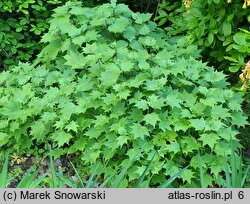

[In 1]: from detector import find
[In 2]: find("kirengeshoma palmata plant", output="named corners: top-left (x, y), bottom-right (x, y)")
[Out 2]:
top-left (0, 0), bottom-right (247, 187)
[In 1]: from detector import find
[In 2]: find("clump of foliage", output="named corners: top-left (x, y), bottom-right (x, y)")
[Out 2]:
top-left (0, 1), bottom-right (247, 187)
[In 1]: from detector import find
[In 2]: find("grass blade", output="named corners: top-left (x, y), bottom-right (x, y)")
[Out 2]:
top-left (224, 153), bottom-right (231, 188)
top-left (49, 154), bottom-right (57, 188)
top-left (93, 161), bottom-right (109, 187)
top-left (85, 162), bottom-right (100, 188)
top-left (230, 141), bottom-right (236, 187)
top-left (133, 151), bottom-right (157, 188)
top-left (0, 155), bottom-right (9, 188)
top-left (69, 161), bottom-right (84, 188)
top-left (58, 167), bottom-right (64, 188)
top-left (111, 153), bottom-right (140, 188)
top-left (57, 174), bottom-right (77, 188)
top-left (241, 165), bottom-right (250, 188)
top-left (159, 165), bottom-right (189, 188)
top-left (238, 155), bottom-right (242, 187)
top-left (29, 174), bottom-right (47, 188)
top-left (198, 152), bottom-right (206, 188)
top-left (99, 173), bottom-right (116, 188)
top-left (17, 166), bottom-right (42, 188)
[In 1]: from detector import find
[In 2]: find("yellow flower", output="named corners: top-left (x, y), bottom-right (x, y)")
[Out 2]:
top-left (243, 0), bottom-right (247, 8)
top-left (10, 153), bottom-right (27, 164)
top-left (184, 0), bottom-right (192, 13)
top-left (184, 0), bottom-right (192, 8)
top-left (239, 60), bottom-right (250, 90)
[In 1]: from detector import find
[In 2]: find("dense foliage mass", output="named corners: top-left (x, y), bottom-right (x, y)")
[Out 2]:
top-left (0, 1), bottom-right (247, 187)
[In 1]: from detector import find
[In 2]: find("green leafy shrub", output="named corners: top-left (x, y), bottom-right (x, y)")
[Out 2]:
top-left (155, 0), bottom-right (250, 75)
top-left (0, 0), bottom-right (65, 70)
top-left (0, 1), bottom-right (247, 187)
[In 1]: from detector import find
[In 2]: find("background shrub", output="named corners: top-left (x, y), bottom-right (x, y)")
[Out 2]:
top-left (0, 0), bottom-right (66, 70)
top-left (0, 1), bottom-right (247, 187)
top-left (156, 0), bottom-right (250, 76)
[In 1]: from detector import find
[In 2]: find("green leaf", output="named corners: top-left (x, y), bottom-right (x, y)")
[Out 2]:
top-left (64, 50), bottom-right (87, 69)
top-left (165, 141), bottom-right (180, 155)
top-left (41, 112), bottom-right (57, 124)
top-left (218, 127), bottom-right (238, 141)
top-left (135, 99), bottom-right (148, 110)
top-left (164, 130), bottom-right (178, 141)
top-left (30, 121), bottom-right (46, 141)
top-left (230, 111), bottom-right (248, 128)
top-left (210, 105), bottom-right (230, 119)
top-left (17, 165), bottom-right (43, 188)
top-left (179, 169), bottom-right (194, 184)
top-left (224, 56), bottom-right (238, 63)
top-left (147, 95), bottom-right (165, 109)
top-left (213, 0), bottom-right (221, 4)
top-left (68, 138), bottom-right (86, 154)
top-left (207, 32), bottom-right (214, 45)
top-left (0, 120), bottom-right (8, 129)
top-left (189, 118), bottom-right (208, 131)
top-left (222, 21), bottom-right (231, 36)
top-left (0, 132), bottom-right (9, 147)
top-left (65, 121), bottom-right (79, 132)
top-left (85, 128), bottom-right (103, 139)
top-left (76, 75), bottom-right (94, 92)
top-left (100, 64), bottom-right (121, 86)
top-left (139, 24), bottom-right (150, 35)
top-left (233, 33), bottom-right (247, 46)
top-left (111, 0), bottom-right (117, 7)
top-left (119, 61), bottom-right (134, 72)
top-left (199, 133), bottom-right (220, 149)
top-left (72, 35), bottom-right (86, 46)
top-left (133, 151), bottom-right (156, 187)
top-left (165, 94), bottom-right (182, 108)
top-left (116, 135), bottom-right (128, 147)
top-left (94, 115), bottom-right (109, 127)
top-left (59, 102), bottom-right (82, 121)
top-left (29, 173), bottom-right (47, 188)
top-left (143, 112), bottom-right (160, 127)
top-left (51, 130), bottom-right (73, 147)
top-left (132, 13), bottom-right (152, 24)
top-left (130, 123), bottom-right (149, 139)
top-left (181, 137), bottom-right (200, 154)
top-left (108, 17), bottom-right (130, 33)
top-left (85, 30), bottom-right (99, 42)
top-left (228, 95), bottom-right (242, 111)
